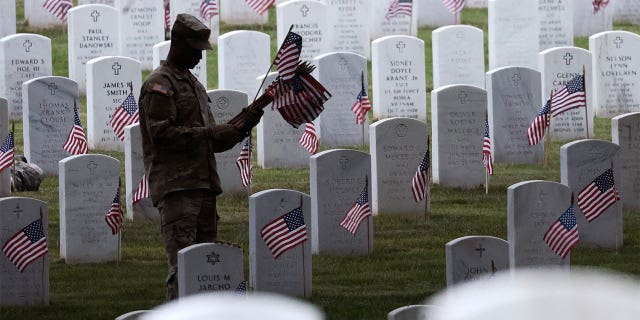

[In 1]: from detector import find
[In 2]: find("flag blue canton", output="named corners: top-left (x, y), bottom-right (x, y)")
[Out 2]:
top-left (594, 169), bottom-right (615, 192)
top-left (1, 133), bottom-right (13, 152)
top-left (73, 108), bottom-right (82, 126)
top-left (539, 100), bottom-right (551, 116)
top-left (559, 206), bottom-right (577, 230)
top-left (23, 219), bottom-right (46, 243)
top-left (566, 75), bottom-right (585, 94)
top-left (484, 120), bottom-right (490, 138)
top-left (121, 93), bottom-right (138, 115)
top-left (417, 151), bottom-right (429, 172)
top-left (283, 207), bottom-right (305, 230)
top-left (356, 187), bottom-right (369, 206)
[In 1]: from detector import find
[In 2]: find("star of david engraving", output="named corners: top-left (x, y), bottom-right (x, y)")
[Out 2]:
top-left (206, 251), bottom-right (220, 266)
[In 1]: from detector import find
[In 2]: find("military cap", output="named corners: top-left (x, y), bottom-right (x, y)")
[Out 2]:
top-left (171, 13), bottom-right (212, 50)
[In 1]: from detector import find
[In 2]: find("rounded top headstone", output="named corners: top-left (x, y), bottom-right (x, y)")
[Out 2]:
top-left (426, 267), bottom-right (640, 320)
top-left (141, 292), bottom-right (324, 320)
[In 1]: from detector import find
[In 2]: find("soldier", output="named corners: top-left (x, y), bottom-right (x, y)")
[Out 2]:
top-left (138, 13), bottom-right (263, 300)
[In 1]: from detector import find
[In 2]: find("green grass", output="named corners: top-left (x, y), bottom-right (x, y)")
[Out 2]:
top-left (2, 5), bottom-right (640, 320)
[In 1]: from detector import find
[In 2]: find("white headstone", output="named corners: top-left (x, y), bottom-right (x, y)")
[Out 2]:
top-left (507, 180), bottom-right (572, 269)
top-left (170, 0), bottom-right (219, 44)
top-left (560, 139), bottom-right (623, 249)
top-left (325, 0), bottom-right (371, 59)
top-left (256, 73), bottom-right (309, 169)
top-left (276, 0), bottom-right (329, 62)
top-left (538, 47), bottom-right (593, 140)
top-left (124, 123), bottom-right (158, 220)
top-left (488, 0), bottom-right (539, 70)
top-left (0, 197), bottom-right (49, 306)
top-left (538, 0), bottom-right (573, 50)
top-left (115, 0), bottom-right (165, 70)
top-left (86, 56), bottom-right (141, 151)
top-left (177, 242), bottom-right (245, 297)
top-left (370, 0), bottom-right (418, 40)
top-left (309, 149), bottom-right (373, 255)
top-left (67, 4), bottom-right (121, 93)
top-left (249, 189), bottom-right (312, 297)
top-left (79, 0), bottom-right (115, 5)
top-left (370, 117), bottom-right (428, 216)
top-left (141, 293), bottom-right (324, 320)
top-left (487, 66), bottom-right (543, 164)
top-left (152, 40), bottom-right (207, 88)
top-left (219, 0), bottom-right (268, 25)
top-left (431, 84), bottom-right (486, 188)
top-left (206, 89), bottom-right (247, 194)
top-left (417, 0), bottom-right (457, 27)
top-left (313, 52), bottom-right (369, 147)
top-left (22, 76), bottom-right (78, 175)
top-left (432, 25), bottom-right (485, 89)
top-left (0, 98), bottom-right (8, 197)
top-left (217, 30), bottom-right (270, 100)
top-left (613, 0), bottom-right (640, 25)
top-left (116, 310), bottom-right (150, 320)
top-left (589, 31), bottom-right (640, 118)
top-left (445, 236), bottom-right (509, 287)
top-left (59, 154), bottom-right (121, 263)
top-left (611, 112), bottom-right (640, 211)
top-left (0, 0), bottom-right (16, 37)
top-left (25, 0), bottom-right (66, 28)
top-left (388, 305), bottom-right (437, 320)
top-left (426, 269), bottom-right (640, 320)
top-left (372, 35), bottom-right (427, 121)
top-left (573, 0), bottom-right (613, 37)
top-left (0, 33), bottom-right (53, 120)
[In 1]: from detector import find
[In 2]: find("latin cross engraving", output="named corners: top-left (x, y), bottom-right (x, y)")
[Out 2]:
top-left (300, 4), bottom-right (309, 17)
top-left (563, 53), bottom-right (573, 66)
top-left (339, 157), bottom-right (350, 170)
top-left (48, 82), bottom-right (58, 95)
top-left (91, 10), bottom-right (101, 23)
top-left (23, 40), bottom-right (33, 53)
top-left (396, 41), bottom-right (406, 53)
top-left (458, 91), bottom-right (468, 104)
top-left (475, 244), bottom-right (486, 257)
top-left (112, 62), bottom-right (122, 76)
top-left (614, 36), bottom-right (623, 49)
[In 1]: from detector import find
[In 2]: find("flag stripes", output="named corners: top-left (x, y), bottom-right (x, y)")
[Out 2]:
top-left (261, 207), bottom-right (307, 259)
top-left (411, 149), bottom-right (430, 202)
top-left (527, 99), bottom-right (551, 146)
top-left (340, 180), bottom-right (372, 235)
top-left (110, 92), bottom-right (139, 142)
top-left (550, 74), bottom-right (586, 117)
top-left (132, 174), bottom-right (149, 205)
top-left (43, 0), bottom-right (73, 22)
top-left (543, 205), bottom-right (579, 259)
top-left (0, 132), bottom-right (14, 173)
top-left (63, 104), bottom-right (88, 155)
top-left (299, 122), bottom-right (319, 154)
top-left (245, 0), bottom-right (275, 15)
top-left (2, 219), bottom-right (48, 272)
top-left (236, 139), bottom-right (252, 187)
top-left (577, 168), bottom-right (620, 222)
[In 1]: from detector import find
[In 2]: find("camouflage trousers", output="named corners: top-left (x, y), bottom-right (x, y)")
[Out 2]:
top-left (158, 189), bottom-right (219, 301)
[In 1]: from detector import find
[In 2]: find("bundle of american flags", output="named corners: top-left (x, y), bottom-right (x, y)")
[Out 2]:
top-left (266, 62), bottom-right (331, 128)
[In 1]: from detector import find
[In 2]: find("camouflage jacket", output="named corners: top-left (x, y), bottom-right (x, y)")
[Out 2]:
top-left (138, 61), bottom-right (244, 205)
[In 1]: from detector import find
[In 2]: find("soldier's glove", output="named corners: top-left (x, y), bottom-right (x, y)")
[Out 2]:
top-left (208, 124), bottom-right (245, 151)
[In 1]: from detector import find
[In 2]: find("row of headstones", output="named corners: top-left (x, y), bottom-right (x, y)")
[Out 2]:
top-left (0, 174), bottom-right (619, 306)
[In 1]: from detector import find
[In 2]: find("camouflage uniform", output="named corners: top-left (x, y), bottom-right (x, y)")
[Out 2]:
top-left (138, 14), bottom-right (262, 300)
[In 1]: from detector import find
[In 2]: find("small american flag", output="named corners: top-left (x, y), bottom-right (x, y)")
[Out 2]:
top-left (351, 73), bottom-right (371, 125)
top-left (63, 104), bottom-right (88, 155)
top-left (235, 280), bottom-right (247, 295)
top-left (200, 0), bottom-right (218, 21)
top-left (105, 187), bottom-right (123, 235)
top-left (2, 219), bottom-right (48, 272)
top-left (261, 206), bottom-right (307, 259)
top-left (386, 0), bottom-right (413, 20)
top-left (164, 3), bottom-right (171, 31)
top-left (299, 122), bottom-right (319, 155)
top-left (482, 119), bottom-right (493, 175)
top-left (592, 0), bottom-right (609, 14)
top-left (411, 149), bottom-right (430, 203)
top-left (110, 92), bottom-right (139, 142)
top-left (245, 0), bottom-right (275, 15)
top-left (236, 139), bottom-right (252, 187)
top-left (274, 31), bottom-right (302, 82)
top-left (577, 168), bottom-right (620, 223)
top-left (527, 99), bottom-right (551, 146)
top-left (132, 174), bottom-right (149, 205)
top-left (544, 204), bottom-right (579, 259)
top-left (340, 179), bottom-right (372, 235)
top-left (43, 0), bottom-right (73, 22)
top-left (550, 74), bottom-right (586, 117)
top-left (442, 0), bottom-right (465, 15)
top-left (0, 132), bottom-right (14, 173)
